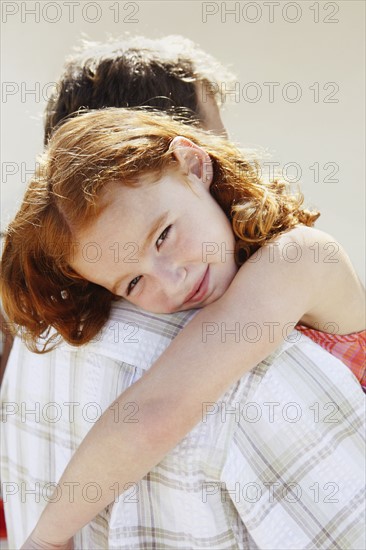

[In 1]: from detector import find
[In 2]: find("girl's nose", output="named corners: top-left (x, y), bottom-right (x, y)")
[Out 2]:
top-left (152, 260), bottom-right (187, 295)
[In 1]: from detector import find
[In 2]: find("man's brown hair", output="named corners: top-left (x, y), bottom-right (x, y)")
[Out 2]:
top-left (44, 35), bottom-right (234, 144)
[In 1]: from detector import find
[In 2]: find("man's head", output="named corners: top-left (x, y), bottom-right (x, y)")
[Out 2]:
top-left (44, 35), bottom-right (234, 144)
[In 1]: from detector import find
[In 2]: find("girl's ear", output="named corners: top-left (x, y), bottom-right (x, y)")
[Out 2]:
top-left (169, 136), bottom-right (213, 188)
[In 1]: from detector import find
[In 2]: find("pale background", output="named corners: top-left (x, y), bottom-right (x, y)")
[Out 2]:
top-left (1, 0), bottom-right (365, 283)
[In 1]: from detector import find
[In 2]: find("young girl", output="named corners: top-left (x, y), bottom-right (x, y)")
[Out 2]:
top-left (1, 108), bottom-right (364, 549)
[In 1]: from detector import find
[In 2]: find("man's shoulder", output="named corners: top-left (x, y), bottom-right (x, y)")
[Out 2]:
top-left (57, 301), bottom-right (198, 371)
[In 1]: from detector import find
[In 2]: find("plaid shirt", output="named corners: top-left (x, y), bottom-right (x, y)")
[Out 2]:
top-left (1, 301), bottom-right (365, 549)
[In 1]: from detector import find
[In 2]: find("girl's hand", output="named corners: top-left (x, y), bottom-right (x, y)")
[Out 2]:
top-left (20, 530), bottom-right (74, 550)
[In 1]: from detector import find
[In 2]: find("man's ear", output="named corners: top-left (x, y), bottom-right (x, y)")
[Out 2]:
top-left (169, 136), bottom-right (213, 188)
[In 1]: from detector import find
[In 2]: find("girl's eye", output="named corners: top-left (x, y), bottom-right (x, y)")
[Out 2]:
top-left (156, 225), bottom-right (172, 249)
top-left (127, 275), bottom-right (141, 296)
top-left (126, 225), bottom-right (172, 296)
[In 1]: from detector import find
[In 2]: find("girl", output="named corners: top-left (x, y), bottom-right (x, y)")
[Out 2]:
top-left (1, 108), bottom-right (364, 549)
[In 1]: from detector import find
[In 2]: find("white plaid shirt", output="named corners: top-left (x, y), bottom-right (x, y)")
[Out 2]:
top-left (1, 301), bottom-right (365, 549)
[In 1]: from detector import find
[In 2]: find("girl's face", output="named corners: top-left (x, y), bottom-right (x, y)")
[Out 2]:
top-left (69, 139), bottom-right (238, 313)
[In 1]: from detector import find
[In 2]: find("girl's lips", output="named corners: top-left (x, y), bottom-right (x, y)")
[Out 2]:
top-left (182, 266), bottom-right (210, 306)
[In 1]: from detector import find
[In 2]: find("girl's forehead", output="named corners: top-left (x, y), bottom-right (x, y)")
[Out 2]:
top-left (69, 173), bottom-right (192, 268)
top-left (77, 170), bottom-right (193, 239)
top-left (100, 169), bottom-right (193, 207)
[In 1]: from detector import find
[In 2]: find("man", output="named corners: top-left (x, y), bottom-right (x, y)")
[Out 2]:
top-left (43, 35), bottom-right (229, 143)
top-left (1, 36), bottom-right (365, 549)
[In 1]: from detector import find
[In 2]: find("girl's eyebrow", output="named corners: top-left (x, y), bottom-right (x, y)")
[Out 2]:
top-left (110, 210), bottom-right (169, 295)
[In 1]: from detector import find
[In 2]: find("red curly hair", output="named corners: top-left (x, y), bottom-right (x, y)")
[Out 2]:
top-left (0, 108), bottom-right (319, 352)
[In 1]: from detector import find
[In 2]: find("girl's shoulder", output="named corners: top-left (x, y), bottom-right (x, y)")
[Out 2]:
top-left (250, 225), bottom-right (343, 274)
top-left (267, 225), bottom-right (355, 272)
top-left (271, 225), bottom-right (339, 251)
top-left (281, 226), bottom-right (365, 334)
top-left (242, 224), bottom-right (365, 334)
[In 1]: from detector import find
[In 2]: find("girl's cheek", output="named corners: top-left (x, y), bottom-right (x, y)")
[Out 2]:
top-left (180, 237), bottom-right (200, 262)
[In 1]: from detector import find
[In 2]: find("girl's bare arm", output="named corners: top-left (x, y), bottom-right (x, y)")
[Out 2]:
top-left (25, 227), bottom-right (364, 547)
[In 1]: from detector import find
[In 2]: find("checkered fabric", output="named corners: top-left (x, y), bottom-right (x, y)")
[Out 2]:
top-left (1, 301), bottom-right (365, 549)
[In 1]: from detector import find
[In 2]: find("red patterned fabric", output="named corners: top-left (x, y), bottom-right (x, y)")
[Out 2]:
top-left (0, 498), bottom-right (6, 539)
top-left (296, 325), bottom-right (366, 391)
